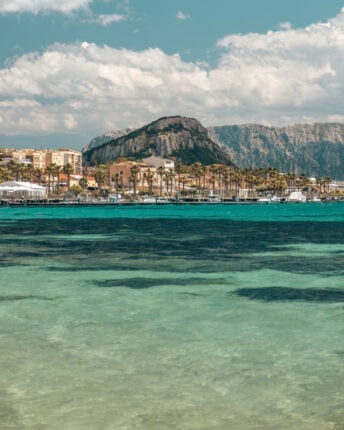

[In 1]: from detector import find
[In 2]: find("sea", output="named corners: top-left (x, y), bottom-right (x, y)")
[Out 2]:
top-left (0, 203), bottom-right (344, 430)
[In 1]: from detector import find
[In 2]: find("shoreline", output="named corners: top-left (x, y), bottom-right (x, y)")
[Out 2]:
top-left (0, 199), bottom-right (339, 207)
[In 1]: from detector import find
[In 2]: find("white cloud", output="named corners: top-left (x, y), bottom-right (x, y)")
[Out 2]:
top-left (1, 9), bottom-right (344, 136)
top-left (176, 10), bottom-right (190, 20)
top-left (85, 13), bottom-right (126, 26)
top-left (0, 0), bottom-right (91, 14)
top-left (279, 22), bottom-right (292, 31)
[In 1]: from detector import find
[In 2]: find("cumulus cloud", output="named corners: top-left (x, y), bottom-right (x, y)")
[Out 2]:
top-left (0, 0), bottom-right (91, 14)
top-left (176, 10), bottom-right (190, 20)
top-left (279, 22), bottom-right (292, 31)
top-left (85, 13), bottom-right (126, 26)
top-left (213, 8), bottom-right (344, 117)
top-left (1, 9), bottom-right (344, 135)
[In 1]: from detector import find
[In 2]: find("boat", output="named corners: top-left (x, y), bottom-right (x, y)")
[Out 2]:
top-left (258, 195), bottom-right (281, 203)
top-left (142, 196), bottom-right (157, 204)
top-left (208, 194), bottom-right (221, 203)
top-left (155, 197), bottom-right (174, 204)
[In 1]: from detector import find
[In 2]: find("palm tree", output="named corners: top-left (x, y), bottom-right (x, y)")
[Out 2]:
top-left (25, 164), bottom-right (34, 183)
top-left (53, 165), bottom-right (62, 195)
top-left (157, 166), bottom-right (165, 197)
top-left (175, 163), bottom-right (182, 195)
top-left (111, 173), bottom-right (121, 193)
top-left (217, 166), bottom-right (224, 196)
top-left (179, 177), bottom-right (188, 195)
top-left (164, 170), bottom-right (174, 196)
top-left (130, 164), bottom-right (141, 197)
top-left (228, 168), bottom-right (237, 196)
top-left (222, 168), bottom-right (230, 198)
top-left (191, 162), bottom-right (203, 195)
top-left (0, 166), bottom-right (11, 182)
top-left (209, 175), bottom-right (216, 194)
top-left (33, 168), bottom-right (43, 185)
top-left (63, 163), bottom-right (74, 192)
top-left (94, 169), bottom-right (107, 195)
top-left (208, 165), bottom-right (218, 194)
top-left (143, 169), bottom-right (155, 195)
top-left (10, 161), bottom-right (25, 181)
top-left (285, 172), bottom-right (297, 192)
top-left (6, 160), bottom-right (19, 180)
top-left (232, 169), bottom-right (242, 197)
top-left (201, 165), bottom-right (207, 196)
top-left (324, 176), bottom-right (332, 192)
top-left (45, 164), bottom-right (56, 196)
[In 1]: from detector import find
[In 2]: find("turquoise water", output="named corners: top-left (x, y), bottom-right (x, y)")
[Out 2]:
top-left (1, 203), bottom-right (344, 429)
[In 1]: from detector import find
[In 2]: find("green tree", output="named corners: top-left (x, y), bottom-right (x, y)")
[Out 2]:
top-left (191, 162), bottom-right (203, 195)
top-left (143, 169), bottom-right (155, 195)
top-left (33, 168), bottom-right (44, 185)
top-left (45, 164), bottom-right (56, 196)
top-left (157, 166), bottom-right (165, 197)
top-left (53, 164), bottom-right (62, 195)
top-left (0, 166), bottom-right (11, 182)
top-left (63, 163), bottom-right (74, 191)
top-left (129, 164), bottom-right (141, 197)
top-left (94, 169), bottom-right (107, 194)
top-left (70, 184), bottom-right (83, 196)
top-left (79, 177), bottom-right (88, 191)
top-left (25, 164), bottom-right (34, 183)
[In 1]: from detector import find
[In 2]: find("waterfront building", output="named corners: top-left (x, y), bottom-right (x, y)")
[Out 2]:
top-left (142, 156), bottom-right (174, 171)
top-left (0, 148), bottom-right (83, 173)
top-left (109, 161), bottom-right (157, 192)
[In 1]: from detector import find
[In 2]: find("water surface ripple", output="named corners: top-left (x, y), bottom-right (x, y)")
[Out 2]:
top-left (0, 205), bottom-right (343, 429)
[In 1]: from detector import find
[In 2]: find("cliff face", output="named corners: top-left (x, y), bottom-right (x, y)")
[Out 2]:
top-left (209, 123), bottom-right (344, 179)
top-left (82, 128), bottom-right (134, 152)
top-left (83, 116), bottom-right (235, 166)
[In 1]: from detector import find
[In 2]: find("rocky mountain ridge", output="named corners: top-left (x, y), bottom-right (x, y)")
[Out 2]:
top-left (83, 118), bottom-right (344, 178)
top-left (83, 128), bottom-right (134, 152)
top-left (209, 122), bottom-right (344, 179)
top-left (83, 116), bottom-right (235, 166)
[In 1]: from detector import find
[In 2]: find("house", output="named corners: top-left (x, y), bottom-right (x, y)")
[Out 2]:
top-left (142, 156), bottom-right (174, 171)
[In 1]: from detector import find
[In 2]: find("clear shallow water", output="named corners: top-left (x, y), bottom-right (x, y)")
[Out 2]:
top-left (1, 204), bottom-right (344, 429)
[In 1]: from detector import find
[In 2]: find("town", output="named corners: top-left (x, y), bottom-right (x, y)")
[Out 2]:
top-left (0, 147), bottom-right (342, 204)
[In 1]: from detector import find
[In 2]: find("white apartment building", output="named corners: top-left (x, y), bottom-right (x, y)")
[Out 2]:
top-left (142, 156), bottom-right (174, 171)
top-left (0, 148), bottom-right (82, 173)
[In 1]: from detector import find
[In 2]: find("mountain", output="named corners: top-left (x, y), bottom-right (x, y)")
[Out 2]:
top-left (83, 116), bottom-right (235, 166)
top-left (209, 123), bottom-right (344, 179)
top-left (82, 128), bottom-right (134, 152)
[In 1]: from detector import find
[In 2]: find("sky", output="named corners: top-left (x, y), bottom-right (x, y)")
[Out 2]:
top-left (0, 0), bottom-right (344, 150)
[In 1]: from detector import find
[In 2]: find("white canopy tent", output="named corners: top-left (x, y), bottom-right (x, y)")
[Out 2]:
top-left (0, 181), bottom-right (47, 199)
top-left (287, 191), bottom-right (307, 202)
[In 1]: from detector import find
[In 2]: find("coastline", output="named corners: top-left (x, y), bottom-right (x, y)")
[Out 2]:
top-left (0, 199), bottom-right (339, 207)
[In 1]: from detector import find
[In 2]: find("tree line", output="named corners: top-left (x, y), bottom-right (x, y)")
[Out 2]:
top-left (0, 159), bottom-right (335, 198)
top-left (93, 161), bottom-right (334, 198)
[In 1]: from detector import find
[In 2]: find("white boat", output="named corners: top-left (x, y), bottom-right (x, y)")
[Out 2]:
top-left (287, 191), bottom-right (307, 202)
top-left (142, 196), bottom-right (157, 203)
top-left (258, 195), bottom-right (281, 203)
top-left (156, 197), bottom-right (173, 204)
top-left (208, 192), bottom-right (221, 203)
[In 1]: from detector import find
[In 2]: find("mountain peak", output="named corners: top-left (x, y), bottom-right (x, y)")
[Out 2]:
top-left (83, 116), bottom-right (235, 166)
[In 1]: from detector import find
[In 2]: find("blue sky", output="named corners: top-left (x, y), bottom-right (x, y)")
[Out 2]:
top-left (0, 0), bottom-right (344, 149)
